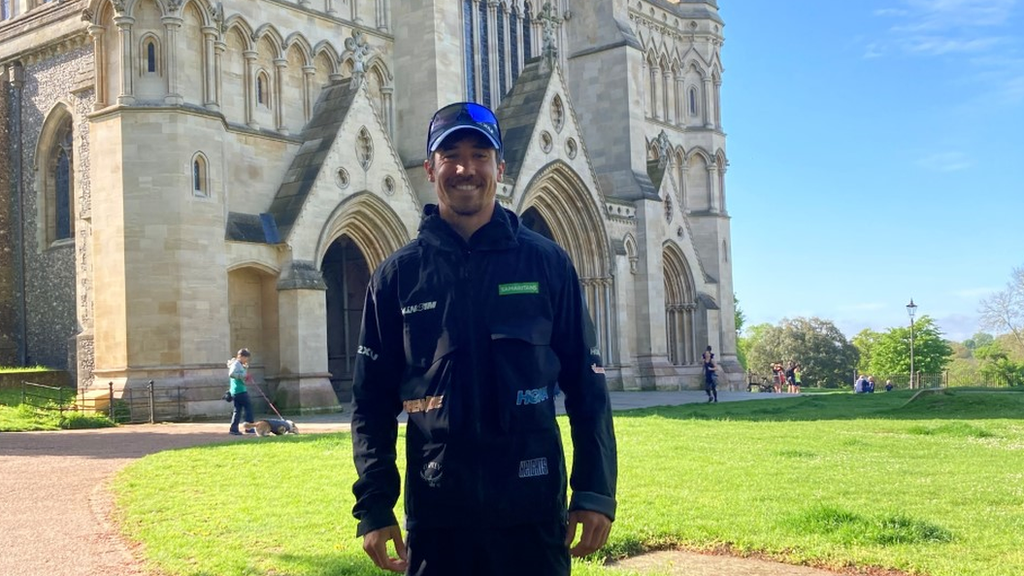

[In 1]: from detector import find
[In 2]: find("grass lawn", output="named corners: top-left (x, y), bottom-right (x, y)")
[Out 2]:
top-left (113, 389), bottom-right (1024, 576)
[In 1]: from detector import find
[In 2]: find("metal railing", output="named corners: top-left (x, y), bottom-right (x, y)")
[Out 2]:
top-left (20, 381), bottom-right (75, 417)
top-left (80, 381), bottom-right (263, 424)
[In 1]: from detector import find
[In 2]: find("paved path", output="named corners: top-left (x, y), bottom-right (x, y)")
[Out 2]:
top-left (0, 390), bottom-right (796, 576)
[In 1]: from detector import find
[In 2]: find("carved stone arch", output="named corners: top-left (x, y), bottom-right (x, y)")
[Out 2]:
top-left (663, 241), bottom-right (697, 366)
top-left (518, 161), bottom-right (609, 279)
top-left (623, 233), bottom-right (638, 275)
top-left (253, 23), bottom-right (285, 58)
top-left (312, 40), bottom-right (341, 83)
top-left (284, 32), bottom-right (314, 67)
top-left (519, 161), bottom-right (614, 362)
top-left (685, 149), bottom-right (712, 211)
top-left (363, 58), bottom-right (395, 134)
top-left (283, 34), bottom-right (313, 132)
top-left (34, 102), bottom-right (76, 246)
top-left (316, 192), bottom-right (410, 273)
top-left (179, 0), bottom-right (213, 26)
top-left (223, 17), bottom-right (255, 51)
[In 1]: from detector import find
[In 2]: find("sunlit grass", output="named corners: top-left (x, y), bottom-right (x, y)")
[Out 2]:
top-left (115, 389), bottom-right (1024, 576)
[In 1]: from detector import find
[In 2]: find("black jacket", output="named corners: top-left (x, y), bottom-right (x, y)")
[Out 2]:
top-left (350, 204), bottom-right (617, 536)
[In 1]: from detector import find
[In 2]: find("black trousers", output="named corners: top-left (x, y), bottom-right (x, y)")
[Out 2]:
top-left (406, 521), bottom-right (570, 576)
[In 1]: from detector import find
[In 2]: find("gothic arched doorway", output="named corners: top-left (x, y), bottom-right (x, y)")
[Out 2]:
top-left (322, 236), bottom-right (371, 402)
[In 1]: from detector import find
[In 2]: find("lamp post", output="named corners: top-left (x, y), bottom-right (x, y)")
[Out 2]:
top-left (906, 299), bottom-right (918, 389)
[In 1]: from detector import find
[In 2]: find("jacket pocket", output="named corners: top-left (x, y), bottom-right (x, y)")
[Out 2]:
top-left (489, 319), bottom-right (559, 432)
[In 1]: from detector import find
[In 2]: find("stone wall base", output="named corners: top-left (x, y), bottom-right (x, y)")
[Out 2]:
top-left (272, 374), bottom-right (341, 415)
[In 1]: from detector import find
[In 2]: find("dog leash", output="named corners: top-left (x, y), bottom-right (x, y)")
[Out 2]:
top-left (249, 379), bottom-right (285, 420)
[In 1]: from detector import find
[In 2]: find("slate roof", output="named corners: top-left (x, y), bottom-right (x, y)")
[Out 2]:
top-left (264, 78), bottom-right (360, 242)
top-left (494, 57), bottom-right (553, 185)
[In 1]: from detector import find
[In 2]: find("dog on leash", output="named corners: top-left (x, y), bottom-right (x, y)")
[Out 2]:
top-left (242, 419), bottom-right (299, 437)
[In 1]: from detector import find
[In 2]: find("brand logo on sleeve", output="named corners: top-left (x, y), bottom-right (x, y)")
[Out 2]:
top-left (357, 345), bottom-right (378, 361)
top-left (498, 282), bottom-right (539, 296)
top-left (516, 387), bottom-right (549, 406)
top-left (401, 301), bottom-right (438, 315)
top-left (518, 457), bottom-right (549, 478)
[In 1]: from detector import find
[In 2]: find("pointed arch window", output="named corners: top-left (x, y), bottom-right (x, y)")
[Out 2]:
top-left (462, 0), bottom-right (476, 102)
top-left (688, 87), bottom-right (699, 117)
top-left (478, 0), bottom-right (491, 106)
top-left (46, 118), bottom-right (75, 244)
top-left (192, 152), bottom-right (209, 198)
top-left (140, 35), bottom-right (160, 75)
top-left (523, 3), bottom-right (533, 61)
top-left (256, 71), bottom-right (270, 107)
top-left (497, 8), bottom-right (507, 97)
top-left (1, 1), bottom-right (11, 20)
top-left (510, 8), bottom-right (520, 81)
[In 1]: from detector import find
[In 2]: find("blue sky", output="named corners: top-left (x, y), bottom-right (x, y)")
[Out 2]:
top-left (720, 0), bottom-right (1024, 342)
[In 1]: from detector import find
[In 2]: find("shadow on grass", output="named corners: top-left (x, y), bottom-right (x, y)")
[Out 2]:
top-left (613, 388), bottom-right (1024, 422)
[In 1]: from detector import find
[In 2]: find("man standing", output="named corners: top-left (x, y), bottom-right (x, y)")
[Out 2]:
top-left (350, 102), bottom-right (618, 575)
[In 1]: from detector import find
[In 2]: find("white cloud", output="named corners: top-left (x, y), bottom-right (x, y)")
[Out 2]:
top-left (952, 287), bottom-right (999, 299)
top-left (916, 151), bottom-right (973, 172)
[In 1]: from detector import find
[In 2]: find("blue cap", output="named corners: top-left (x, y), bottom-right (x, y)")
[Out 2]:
top-left (426, 102), bottom-right (503, 158)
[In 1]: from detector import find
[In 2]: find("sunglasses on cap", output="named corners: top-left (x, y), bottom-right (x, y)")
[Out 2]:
top-left (426, 102), bottom-right (503, 159)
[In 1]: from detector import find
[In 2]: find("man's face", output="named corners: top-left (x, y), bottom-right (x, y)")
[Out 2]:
top-left (425, 132), bottom-right (505, 220)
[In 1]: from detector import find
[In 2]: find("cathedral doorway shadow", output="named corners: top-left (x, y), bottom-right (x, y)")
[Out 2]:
top-left (322, 236), bottom-right (370, 403)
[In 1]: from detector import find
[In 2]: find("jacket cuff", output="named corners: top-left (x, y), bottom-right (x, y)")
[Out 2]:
top-left (568, 491), bottom-right (617, 522)
top-left (355, 509), bottom-right (400, 537)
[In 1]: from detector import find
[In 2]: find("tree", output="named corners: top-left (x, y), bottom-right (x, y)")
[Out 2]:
top-left (851, 328), bottom-right (882, 374)
top-left (979, 266), bottom-right (1024, 354)
top-left (868, 316), bottom-right (952, 379)
top-left (746, 317), bottom-right (859, 388)
top-left (975, 342), bottom-right (1024, 387)
top-left (734, 295), bottom-right (748, 369)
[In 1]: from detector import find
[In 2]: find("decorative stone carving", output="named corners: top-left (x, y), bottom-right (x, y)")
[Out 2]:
top-left (344, 30), bottom-right (373, 87)
top-left (356, 128), bottom-right (373, 171)
top-left (537, 2), bottom-right (561, 65)
top-left (111, 0), bottom-right (126, 14)
top-left (655, 129), bottom-right (671, 169)
top-left (81, 9), bottom-right (94, 22)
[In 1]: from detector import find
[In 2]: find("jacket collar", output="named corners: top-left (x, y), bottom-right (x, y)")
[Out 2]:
top-left (418, 203), bottom-right (520, 252)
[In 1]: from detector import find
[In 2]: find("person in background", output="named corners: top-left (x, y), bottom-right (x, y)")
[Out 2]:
top-left (704, 351), bottom-right (719, 403)
top-left (227, 348), bottom-right (255, 436)
top-left (885, 380), bottom-right (894, 392)
top-left (793, 363), bottom-right (803, 393)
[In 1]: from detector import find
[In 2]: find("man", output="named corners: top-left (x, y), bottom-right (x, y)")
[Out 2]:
top-left (350, 102), bottom-right (618, 575)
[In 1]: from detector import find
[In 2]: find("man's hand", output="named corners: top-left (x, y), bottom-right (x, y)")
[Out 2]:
top-left (564, 510), bottom-right (612, 557)
top-left (362, 525), bottom-right (408, 573)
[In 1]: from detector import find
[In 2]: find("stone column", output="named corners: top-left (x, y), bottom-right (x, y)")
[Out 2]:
top-left (275, 261), bottom-right (340, 413)
top-left (88, 25), bottom-right (107, 110)
top-left (352, 0), bottom-right (361, 25)
top-left (703, 76), bottom-right (714, 128)
top-left (326, 0), bottom-right (337, 16)
top-left (302, 65), bottom-right (316, 123)
top-left (708, 162), bottom-right (720, 213)
top-left (381, 85), bottom-right (394, 135)
top-left (243, 49), bottom-right (257, 129)
top-left (714, 78), bottom-right (722, 128)
top-left (114, 15), bottom-right (136, 105)
top-left (213, 38), bottom-right (225, 109)
top-left (650, 65), bottom-right (660, 120)
top-left (274, 58), bottom-right (287, 133)
top-left (376, 0), bottom-right (389, 31)
top-left (202, 26), bottom-right (219, 110)
top-left (162, 15), bottom-right (184, 105)
top-left (663, 69), bottom-right (672, 124)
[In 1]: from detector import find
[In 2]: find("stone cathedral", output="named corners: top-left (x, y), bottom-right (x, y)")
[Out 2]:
top-left (0, 0), bottom-right (738, 415)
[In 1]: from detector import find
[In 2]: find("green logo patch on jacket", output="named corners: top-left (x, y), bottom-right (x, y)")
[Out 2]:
top-left (498, 282), bottom-right (539, 296)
